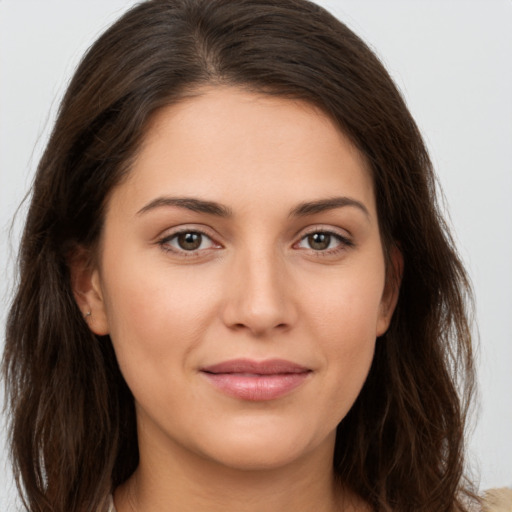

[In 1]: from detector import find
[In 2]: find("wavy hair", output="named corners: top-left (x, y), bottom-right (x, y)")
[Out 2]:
top-left (3, 1), bottom-right (476, 511)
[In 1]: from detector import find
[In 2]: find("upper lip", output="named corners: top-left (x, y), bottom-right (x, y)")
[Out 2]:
top-left (201, 358), bottom-right (311, 375)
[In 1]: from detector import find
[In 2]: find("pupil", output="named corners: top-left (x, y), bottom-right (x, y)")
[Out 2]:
top-left (308, 233), bottom-right (330, 250)
top-left (178, 232), bottom-right (201, 250)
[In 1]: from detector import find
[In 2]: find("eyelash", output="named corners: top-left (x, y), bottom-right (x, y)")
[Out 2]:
top-left (157, 227), bottom-right (354, 258)
top-left (157, 228), bottom-right (220, 257)
top-left (294, 229), bottom-right (354, 256)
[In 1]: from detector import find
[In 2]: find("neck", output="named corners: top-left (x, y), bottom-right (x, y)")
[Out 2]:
top-left (114, 429), bottom-right (362, 512)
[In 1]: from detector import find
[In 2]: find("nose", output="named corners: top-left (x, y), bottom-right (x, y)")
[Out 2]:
top-left (220, 246), bottom-right (297, 337)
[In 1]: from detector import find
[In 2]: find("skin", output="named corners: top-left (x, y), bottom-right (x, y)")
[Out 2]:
top-left (73, 86), bottom-right (400, 512)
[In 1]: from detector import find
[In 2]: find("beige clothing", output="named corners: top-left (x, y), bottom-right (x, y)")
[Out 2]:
top-left (482, 488), bottom-right (512, 512)
top-left (107, 494), bottom-right (116, 512)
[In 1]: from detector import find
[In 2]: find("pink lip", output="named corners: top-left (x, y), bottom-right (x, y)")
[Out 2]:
top-left (200, 359), bottom-right (311, 401)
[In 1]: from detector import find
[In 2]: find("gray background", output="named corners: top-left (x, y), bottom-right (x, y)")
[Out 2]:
top-left (1, 1), bottom-right (511, 509)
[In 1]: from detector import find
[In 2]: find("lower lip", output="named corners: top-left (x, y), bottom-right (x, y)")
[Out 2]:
top-left (201, 372), bottom-right (310, 401)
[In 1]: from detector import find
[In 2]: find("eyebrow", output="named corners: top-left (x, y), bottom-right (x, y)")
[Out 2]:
top-left (289, 197), bottom-right (370, 219)
top-left (137, 195), bottom-right (369, 219)
top-left (137, 197), bottom-right (232, 217)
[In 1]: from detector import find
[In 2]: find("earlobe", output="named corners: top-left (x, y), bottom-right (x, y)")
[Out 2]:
top-left (68, 248), bottom-right (110, 336)
top-left (376, 245), bottom-right (403, 337)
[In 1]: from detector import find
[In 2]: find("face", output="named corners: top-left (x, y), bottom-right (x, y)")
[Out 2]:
top-left (76, 87), bottom-right (399, 472)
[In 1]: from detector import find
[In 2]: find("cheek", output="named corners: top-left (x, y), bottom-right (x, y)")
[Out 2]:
top-left (304, 258), bottom-right (386, 341)
top-left (301, 261), bottom-right (384, 405)
top-left (100, 257), bottom-right (220, 386)
top-left (320, 295), bottom-right (378, 386)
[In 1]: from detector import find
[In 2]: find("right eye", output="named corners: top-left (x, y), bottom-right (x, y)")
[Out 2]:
top-left (158, 230), bottom-right (219, 254)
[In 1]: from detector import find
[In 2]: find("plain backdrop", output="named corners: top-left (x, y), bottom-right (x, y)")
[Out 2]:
top-left (1, 0), bottom-right (511, 509)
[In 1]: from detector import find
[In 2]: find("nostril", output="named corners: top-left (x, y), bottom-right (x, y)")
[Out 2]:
top-left (230, 321), bottom-right (289, 333)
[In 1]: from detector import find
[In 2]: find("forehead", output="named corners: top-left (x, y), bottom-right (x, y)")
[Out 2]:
top-left (112, 86), bottom-right (376, 218)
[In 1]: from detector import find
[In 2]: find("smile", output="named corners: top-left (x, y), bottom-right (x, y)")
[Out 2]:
top-left (200, 359), bottom-right (312, 401)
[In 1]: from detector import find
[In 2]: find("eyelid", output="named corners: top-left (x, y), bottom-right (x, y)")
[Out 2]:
top-left (297, 225), bottom-right (353, 242)
top-left (293, 225), bottom-right (354, 253)
top-left (155, 223), bottom-right (354, 257)
top-left (157, 225), bottom-right (223, 255)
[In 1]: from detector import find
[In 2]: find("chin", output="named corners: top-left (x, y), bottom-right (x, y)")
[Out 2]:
top-left (191, 419), bottom-right (335, 472)
top-left (204, 442), bottom-right (309, 472)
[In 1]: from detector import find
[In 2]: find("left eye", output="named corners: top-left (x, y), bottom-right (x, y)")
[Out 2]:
top-left (296, 232), bottom-right (346, 251)
top-left (162, 231), bottom-right (216, 252)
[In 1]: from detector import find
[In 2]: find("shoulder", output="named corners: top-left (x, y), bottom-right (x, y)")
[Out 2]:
top-left (481, 488), bottom-right (512, 512)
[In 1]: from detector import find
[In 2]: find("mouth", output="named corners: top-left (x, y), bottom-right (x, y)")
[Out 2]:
top-left (200, 359), bottom-right (312, 401)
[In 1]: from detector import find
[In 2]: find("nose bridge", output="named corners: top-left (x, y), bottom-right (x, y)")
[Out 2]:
top-left (222, 239), bottom-right (295, 335)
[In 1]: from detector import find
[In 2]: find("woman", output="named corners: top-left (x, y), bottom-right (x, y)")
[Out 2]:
top-left (1, 0), bottom-right (489, 511)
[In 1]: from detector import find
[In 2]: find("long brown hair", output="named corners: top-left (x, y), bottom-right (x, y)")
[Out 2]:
top-left (3, 1), bottom-right (476, 511)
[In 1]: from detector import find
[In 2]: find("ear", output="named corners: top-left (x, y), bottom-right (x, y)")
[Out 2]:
top-left (376, 245), bottom-right (403, 337)
top-left (68, 247), bottom-right (110, 336)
